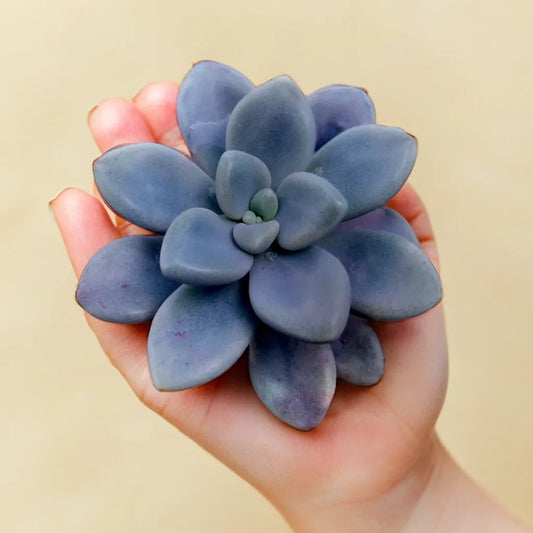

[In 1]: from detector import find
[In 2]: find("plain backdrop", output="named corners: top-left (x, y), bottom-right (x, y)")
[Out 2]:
top-left (1, 0), bottom-right (531, 531)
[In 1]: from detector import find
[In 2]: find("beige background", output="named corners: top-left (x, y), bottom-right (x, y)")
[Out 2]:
top-left (1, 0), bottom-right (531, 531)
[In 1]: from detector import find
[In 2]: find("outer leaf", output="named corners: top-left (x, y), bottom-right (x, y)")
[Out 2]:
top-left (76, 236), bottom-right (179, 323)
top-left (249, 324), bottom-right (336, 431)
top-left (215, 150), bottom-right (271, 220)
top-left (340, 207), bottom-right (419, 247)
top-left (94, 143), bottom-right (216, 233)
top-left (319, 229), bottom-right (442, 320)
top-left (249, 246), bottom-right (351, 342)
top-left (331, 315), bottom-right (384, 386)
top-left (160, 208), bottom-right (253, 285)
top-left (307, 84), bottom-right (376, 150)
top-left (226, 76), bottom-right (316, 188)
top-left (275, 172), bottom-right (347, 250)
top-left (177, 61), bottom-right (254, 177)
top-left (148, 282), bottom-right (255, 390)
top-left (307, 125), bottom-right (417, 220)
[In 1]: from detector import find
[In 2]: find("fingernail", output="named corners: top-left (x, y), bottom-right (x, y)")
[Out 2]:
top-left (133, 83), bottom-right (150, 102)
top-left (48, 187), bottom-right (72, 222)
top-left (88, 103), bottom-right (100, 122)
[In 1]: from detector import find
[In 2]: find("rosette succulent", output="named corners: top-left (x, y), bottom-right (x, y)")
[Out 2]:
top-left (76, 60), bottom-right (442, 430)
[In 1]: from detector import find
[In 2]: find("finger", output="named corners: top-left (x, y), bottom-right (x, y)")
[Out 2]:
top-left (88, 98), bottom-right (156, 235)
top-left (51, 189), bottom-right (156, 394)
top-left (133, 81), bottom-right (190, 153)
top-left (371, 304), bottom-right (448, 435)
top-left (51, 188), bottom-right (119, 277)
top-left (50, 187), bottom-right (225, 437)
top-left (386, 183), bottom-right (439, 268)
top-left (88, 97), bottom-right (155, 151)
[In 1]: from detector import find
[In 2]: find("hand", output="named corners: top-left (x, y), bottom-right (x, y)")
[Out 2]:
top-left (51, 82), bottom-right (527, 532)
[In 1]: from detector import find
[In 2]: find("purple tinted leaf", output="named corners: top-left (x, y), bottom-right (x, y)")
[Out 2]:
top-left (331, 315), bottom-right (384, 386)
top-left (160, 208), bottom-right (253, 285)
top-left (148, 282), bottom-right (255, 390)
top-left (76, 235), bottom-right (179, 323)
top-left (319, 229), bottom-right (442, 320)
top-left (177, 61), bottom-right (254, 178)
top-left (94, 143), bottom-right (216, 233)
top-left (308, 84), bottom-right (376, 150)
top-left (249, 324), bottom-right (336, 430)
top-left (249, 246), bottom-right (350, 342)
top-left (340, 207), bottom-right (419, 247)
top-left (226, 76), bottom-right (316, 188)
top-left (275, 172), bottom-right (347, 251)
top-left (307, 125), bottom-right (417, 220)
top-left (215, 150), bottom-right (271, 220)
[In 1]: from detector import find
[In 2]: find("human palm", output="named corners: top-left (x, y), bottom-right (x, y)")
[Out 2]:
top-left (53, 81), bottom-right (448, 528)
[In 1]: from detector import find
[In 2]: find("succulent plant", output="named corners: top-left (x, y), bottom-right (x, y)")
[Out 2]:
top-left (76, 60), bottom-right (442, 431)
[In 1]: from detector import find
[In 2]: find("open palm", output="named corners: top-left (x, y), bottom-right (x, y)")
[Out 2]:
top-left (53, 81), bottom-right (448, 528)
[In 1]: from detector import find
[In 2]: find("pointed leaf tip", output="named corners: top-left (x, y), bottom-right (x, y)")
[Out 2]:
top-left (148, 282), bottom-right (255, 390)
top-left (76, 235), bottom-right (179, 323)
top-left (160, 208), bottom-right (253, 285)
top-left (226, 76), bottom-right (316, 188)
top-left (178, 61), bottom-right (254, 177)
top-left (307, 124), bottom-right (418, 220)
top-left (94, 143), bottom-right (216, 233)
top-left (249, 324), bottom-right (336, 430)
top-left (249, 246), bottom-right (351, 342)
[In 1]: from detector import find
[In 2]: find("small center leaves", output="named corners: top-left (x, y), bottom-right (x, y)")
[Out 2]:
top-left (249, 188), bottom-right (278, 221)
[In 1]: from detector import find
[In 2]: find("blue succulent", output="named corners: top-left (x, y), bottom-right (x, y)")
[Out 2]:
top-left (76, 60), bottom-right (442, 430)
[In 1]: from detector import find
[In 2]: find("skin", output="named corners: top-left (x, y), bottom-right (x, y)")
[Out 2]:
top-left (51, 82), bottom-right (530, 532)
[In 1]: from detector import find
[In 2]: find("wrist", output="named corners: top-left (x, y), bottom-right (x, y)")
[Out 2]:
top-left (279, 434), bottom-right (528, 532)
top-left (406, 440), bottom-right (529, 532)
top-left (279, 432), bottom-right (440, 532)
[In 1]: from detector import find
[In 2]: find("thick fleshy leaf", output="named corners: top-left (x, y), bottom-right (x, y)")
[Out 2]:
top-left (307, 125), bottom-right (417, 220)
top-left (340, 207), bottom-right (419, 247)
top-left (249, 246), bottom-right (351, 342)
top-left (226, 76), bottom-right (316, 188)
top-left (319, 228), bottom-right (442, 320)
top-left (275, 172), bottom-right (347, 250)
top-left (94, 143), bottom-right (216, 233)
top-left (160, 208), bottom-right (253, 285)
top-left (331, 315), bottom-right (384, 386)
top-left (233, 220), bottom-right (280, 254)
top-left (249, 324), bottom-right (336, 430)
top-left (308, 84), bottom-right (376, 150)
top-left (215, 150), bottom-right (271, 220)
top-left (76, 236), bottom-right (179, 323)
top-left (249, 188), bottom-right (278, 221)
top-left (148, 282), bottom-right (255, 390)
top-left (177, 61), bottom-right (254, 177)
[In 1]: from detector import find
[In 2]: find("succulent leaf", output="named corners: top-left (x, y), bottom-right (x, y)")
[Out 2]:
top-left (160, 208), bottom-right (253, 285)
top-left (249, 323), bottom-right (336, 431)
top-left (331, 315), bottom-right (384, 386)
top-left (249, 246), bottom-right (351, 342)
top-left (226, 76), bottom-right (316, 188)
top-left (275, 172), bottom-right (347, 251)
top-left (319, 228), bottom-right (442, 320)
top-left (215, 150), bottom-right (271, 220)
top-left (94, 143), bottom-right (217, 233)
top-left (177, 61), bottom-right (254, 177)
top-left (308, 84), bottom-right (376, 150)
top-left (307, 125), bottom-right (417, 220)
top-left (233, 221), bottom-right (280, 254)
top-left (76, 235), bottom-right (179, 323)
top-left (249, 188), bottom-right (278, 221)
top-left (148, 282), bottom-right (255, 390)
top-left (340, 207), bottom-right (419, 247)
